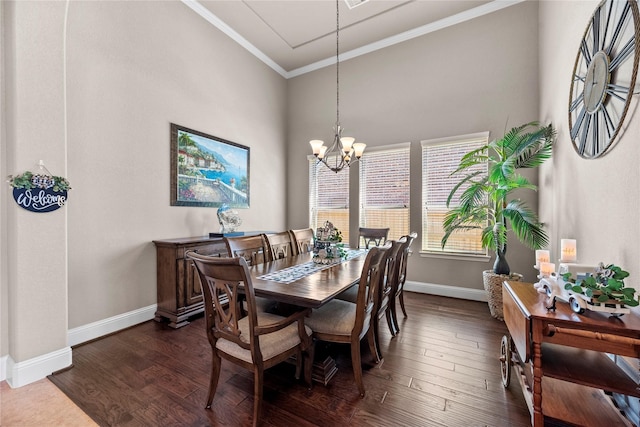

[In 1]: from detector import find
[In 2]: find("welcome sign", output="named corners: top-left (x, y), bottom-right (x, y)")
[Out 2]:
top-left (13, 187), bottom-right (68, 212)
top-left (8, 169), bottom-right (70, 213)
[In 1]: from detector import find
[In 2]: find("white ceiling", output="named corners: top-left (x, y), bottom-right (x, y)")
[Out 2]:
top-left (183, 0), bottom-right (525, 78)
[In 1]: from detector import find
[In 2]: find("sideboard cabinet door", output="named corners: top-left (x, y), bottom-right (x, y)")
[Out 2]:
top-left (153, 237), bottom-right (228, 328)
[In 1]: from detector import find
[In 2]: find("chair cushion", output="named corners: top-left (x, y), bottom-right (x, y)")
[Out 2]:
top-left (305, 299), bottom-right (356, 336)
top-left (216, 312), bottom-right (312, 364)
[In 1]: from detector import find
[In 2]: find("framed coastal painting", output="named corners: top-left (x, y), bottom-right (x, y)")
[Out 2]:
top-left (170, 123), bottom-right (250, 208)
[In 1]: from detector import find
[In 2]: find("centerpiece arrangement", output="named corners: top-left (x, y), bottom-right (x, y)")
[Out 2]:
top-left (313, 221), bottom-right (347, 264)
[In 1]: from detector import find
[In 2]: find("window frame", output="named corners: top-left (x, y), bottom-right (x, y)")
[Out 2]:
top-left (308, 155), bottom-right (350, 243)
top-left (420, 132), bottom-right (490, 260)
top-left (358, 142), bottom-right (411, 244)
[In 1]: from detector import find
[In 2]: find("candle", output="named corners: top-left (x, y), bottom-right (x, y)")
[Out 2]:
top-left (540, 261), bottom-right (555, 278)
top-left (535, 250), bottom-right (550, 268)
top-left (560, 239), bottom-right (577, 262)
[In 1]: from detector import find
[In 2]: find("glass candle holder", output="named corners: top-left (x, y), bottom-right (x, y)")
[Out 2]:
top-left (535, 250), bottom-right (550, 269)
top-left (560, 239), bottom-right (577, 262)
top-left (540, 261), bottom-right (555, 278)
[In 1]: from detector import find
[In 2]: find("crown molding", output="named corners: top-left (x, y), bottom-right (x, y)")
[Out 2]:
top-left (183, 0), bottom-right (526, 79)
top-left (181, 0), bottom-right (289, 78)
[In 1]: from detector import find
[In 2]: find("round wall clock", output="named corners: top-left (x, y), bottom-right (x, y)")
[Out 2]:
top-left (568, 0), bottom-right (640, 159)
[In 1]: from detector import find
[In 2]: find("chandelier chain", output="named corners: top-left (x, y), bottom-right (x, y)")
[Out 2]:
top-left (308, 0), bottom-right (365, 172)
top-left (336, 0), bottom-right (340, 128)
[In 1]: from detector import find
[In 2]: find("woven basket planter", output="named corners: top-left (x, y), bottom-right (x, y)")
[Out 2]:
top-left (483, 270), bottom-right (523, 320)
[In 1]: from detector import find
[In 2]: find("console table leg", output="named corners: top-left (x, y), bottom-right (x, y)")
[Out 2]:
top-left (532, 341), bottom-right (543, 426)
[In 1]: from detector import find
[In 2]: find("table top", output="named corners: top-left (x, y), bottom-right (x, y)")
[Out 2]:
top-left (505, 281), bottom-right (640, 338)
top-left (248, 252), bottom-right (366, 308)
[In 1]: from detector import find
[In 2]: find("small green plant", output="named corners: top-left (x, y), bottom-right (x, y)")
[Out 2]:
top-left (335, 243), bottom-right (348, 259)
top-left (329, 228), bottom-right (343, 243)
top-left (7, 171), bottom-right (71, 193)
top-left (563, 262), bottom-right (639, 307)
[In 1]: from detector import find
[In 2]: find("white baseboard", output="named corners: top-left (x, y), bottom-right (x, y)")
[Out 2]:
top-left (5, 347), bottom-right (72, 388)
top-left (1, 305), bottom-right (157, 388)
top-left (0, 355), bottom-right (7, 381)
top-left (405, 280), bottom-right (487, 302)
top-left (67, 304), bottom-right (157, 347)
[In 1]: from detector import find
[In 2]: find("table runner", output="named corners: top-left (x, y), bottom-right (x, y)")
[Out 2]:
top-left (257, 249), bottom-right (366, 284)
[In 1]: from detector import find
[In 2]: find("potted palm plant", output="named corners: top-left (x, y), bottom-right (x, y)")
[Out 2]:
top-left (441, 121), bottom-right (556, 319)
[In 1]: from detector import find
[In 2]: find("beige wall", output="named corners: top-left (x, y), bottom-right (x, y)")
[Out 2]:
top-left (287, 1), bottom-right (541, 290)
top-left (64, 0), bottom-right (288, 328)
top-left (2, 0), bottom-right (288, 370)
top-left (539, 2), bottom-right (640, 296)
top-left (1, 0), bottom-right (8, 361)
top-left (539, 0), bottom-right (640, 418)
top-left (3, 0), bottom-right (69, 364)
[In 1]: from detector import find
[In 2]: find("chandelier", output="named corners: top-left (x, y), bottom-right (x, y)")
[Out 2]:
top-left (309, 0), bottom-right (365, 173)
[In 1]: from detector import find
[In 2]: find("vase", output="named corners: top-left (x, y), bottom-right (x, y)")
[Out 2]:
top-left (482, 270), bottom-right (523, 320)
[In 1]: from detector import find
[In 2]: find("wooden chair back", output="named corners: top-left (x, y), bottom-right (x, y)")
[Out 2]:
top-left (353, 245), bottom-right (390, 340)
top-left (188, 253), bottom-right (257, 351)
top-left (265, 231), bottom-right (296, 260)
top-left (377, 238), bottom-right (405, 317)
top-left (290, 228), bottom-right (315, 254)
top-left (389, 232), bottom-right (417, 335)
top-left (224, 234), bottom-right (271, 265)
top-left (371, 238), bottom-right (405, 360)
top-left (397, 232), bottom-right (417, 290)
top-left (358, 227), bottom-right (389, 249)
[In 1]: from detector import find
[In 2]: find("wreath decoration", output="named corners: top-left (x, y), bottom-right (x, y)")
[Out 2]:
top-left (7, 171), bottom-right (71, 193)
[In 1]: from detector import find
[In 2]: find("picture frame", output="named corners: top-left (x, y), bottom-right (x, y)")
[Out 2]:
top-left (170, 123), bottom-right (250, 208)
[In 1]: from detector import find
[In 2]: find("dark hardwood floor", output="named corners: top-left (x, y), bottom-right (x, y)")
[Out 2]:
top-left (49, 292), bottom-right (533, 426)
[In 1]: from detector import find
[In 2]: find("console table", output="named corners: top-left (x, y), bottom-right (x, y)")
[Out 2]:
top-left (502, 280), bottom-right (640, 426)
top-left (153, 236), bottom-right (228, 328)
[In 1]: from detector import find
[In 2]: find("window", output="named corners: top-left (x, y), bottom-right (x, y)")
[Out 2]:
top-left (309, 156), bottom-right (350, 242)
top-left (421, 132), bottom-right (489, 255)
top-left (359, 143), bottom-right (410, 244)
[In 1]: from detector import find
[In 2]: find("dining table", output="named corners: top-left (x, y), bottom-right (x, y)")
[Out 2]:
top-left (248, 249), bottom-right (367, 308)
top-left (247, 248), bottom-right (368, 385)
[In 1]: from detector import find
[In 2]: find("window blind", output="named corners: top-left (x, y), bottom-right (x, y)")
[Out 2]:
top-left (421, 133), bottom-right (488, 254)
top-left (359, 145), bottom-right (410, 244)
top-left (308, 156), bottom-right (350, 242)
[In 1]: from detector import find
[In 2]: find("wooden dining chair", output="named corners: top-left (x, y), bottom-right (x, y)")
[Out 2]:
top-left (224, 234), bottom-right (273, 312)
top-left (358, 227), bottom-right (389, 249)
top-left (265, 231), bottom-right (296, 260)
top-left (290, 228), bottom-right (315, 254)
top-left (371, 238), bottom-right (405, 360)
top-left (389, 232), bottom-right (417, 336)
top-left (224, 234), bottom-right (272, 265)
top-left (304, 245), bottom-right (389, 397)
top-left (188, 253), bottom-right (314, 427)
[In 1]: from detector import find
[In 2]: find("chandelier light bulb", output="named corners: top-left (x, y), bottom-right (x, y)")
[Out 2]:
top-left (353, 143), bottom-right (366, 158)
top-left (309, 139), bottom-right (325, 156)
top-left (340, 137), bottom-right (355, 153)
top-left (318, 146), bottom-right (328, 159)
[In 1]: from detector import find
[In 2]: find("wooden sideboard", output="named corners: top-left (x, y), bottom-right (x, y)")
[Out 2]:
top-left (502, 280), bottom-right (640, 427)
top-left (153, 236), bottom-right (228, 328)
